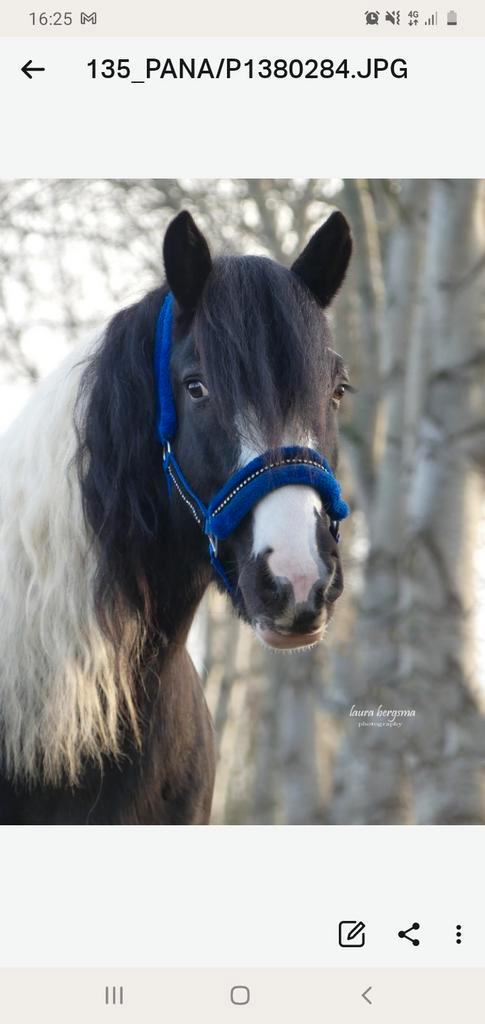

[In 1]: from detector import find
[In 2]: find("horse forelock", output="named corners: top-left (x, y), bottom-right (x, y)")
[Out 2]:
top-left (194, 256), bottom-right (333, 449)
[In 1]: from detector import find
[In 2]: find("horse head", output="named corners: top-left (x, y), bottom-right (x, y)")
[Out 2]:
top-left (161, 210), bottom-right (353, 651)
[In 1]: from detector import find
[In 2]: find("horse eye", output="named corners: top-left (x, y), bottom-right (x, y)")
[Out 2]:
top-left (186, 379), bottom-right (209, 401)
top-left (333, 384), bottom-right (347, 403)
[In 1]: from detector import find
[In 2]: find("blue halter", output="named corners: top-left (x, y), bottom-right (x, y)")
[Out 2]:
top-left (154, 292), bottom-right (350, 594)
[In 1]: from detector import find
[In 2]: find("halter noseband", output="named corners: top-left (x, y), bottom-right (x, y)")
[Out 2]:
top-left (154, 292), bottom-right (350, 594)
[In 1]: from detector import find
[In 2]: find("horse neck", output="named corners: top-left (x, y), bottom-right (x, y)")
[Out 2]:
top-left (143, 510), bottom-right (213, 651)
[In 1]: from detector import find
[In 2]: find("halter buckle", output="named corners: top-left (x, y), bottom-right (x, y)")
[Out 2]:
top-left (330, 521), bottom-right (341, 543)
top-left (161, 440), bottom-right (172, 470)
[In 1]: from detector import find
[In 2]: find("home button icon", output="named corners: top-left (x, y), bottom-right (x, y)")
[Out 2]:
top-left (230, 985), bottom-right (250, 1006)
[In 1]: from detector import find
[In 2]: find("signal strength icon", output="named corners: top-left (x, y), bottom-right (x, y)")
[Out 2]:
top-left (424, 10), bottom-right (438, 23)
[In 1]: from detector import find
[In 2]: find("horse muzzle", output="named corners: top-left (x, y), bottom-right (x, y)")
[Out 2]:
top-left (238, 542), bottom-right (341, 652)
top-left (255, 623), bottom-right (327, 651)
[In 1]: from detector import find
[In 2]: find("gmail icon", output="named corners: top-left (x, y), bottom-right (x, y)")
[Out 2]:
top-left (80, 11), bottom-right (97, 24)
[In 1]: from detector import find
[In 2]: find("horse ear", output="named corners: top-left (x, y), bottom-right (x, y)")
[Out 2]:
top-left (163, 211), bottom-right (212, 312)
top-left (291, 211), bottom-right (352, 308)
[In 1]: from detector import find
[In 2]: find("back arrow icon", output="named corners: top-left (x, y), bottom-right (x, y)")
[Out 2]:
top-left (362, 986), bottom-right (372, 1005)
top-left (21, 60), bottom-right (46, 79)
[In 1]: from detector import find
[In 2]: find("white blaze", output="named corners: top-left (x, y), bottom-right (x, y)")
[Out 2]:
top-left (238, 421), bottom-right (327, 605)
top-left (252, 485), bottom-right (325, 603)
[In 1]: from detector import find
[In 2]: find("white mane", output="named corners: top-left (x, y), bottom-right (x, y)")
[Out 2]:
top-left (0, 340), bottom-right (141, 786)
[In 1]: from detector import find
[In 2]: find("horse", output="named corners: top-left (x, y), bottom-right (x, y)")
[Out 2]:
top-left (0, 209), bottom-right (352, 824)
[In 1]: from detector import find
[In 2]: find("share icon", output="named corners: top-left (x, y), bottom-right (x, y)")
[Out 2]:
top-left (398, 922), bottom-right (421, 946)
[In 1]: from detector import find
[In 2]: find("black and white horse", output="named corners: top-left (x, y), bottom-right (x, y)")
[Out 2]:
top-left (0, 209), bottom-right (352, 824)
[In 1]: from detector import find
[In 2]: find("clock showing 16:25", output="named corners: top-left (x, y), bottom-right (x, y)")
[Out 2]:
top-left (29, 12), bottom-right (75, 25)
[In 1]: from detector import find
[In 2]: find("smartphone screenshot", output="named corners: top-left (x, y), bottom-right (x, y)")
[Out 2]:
top-left (0, 0), bottom-right (484, 1019)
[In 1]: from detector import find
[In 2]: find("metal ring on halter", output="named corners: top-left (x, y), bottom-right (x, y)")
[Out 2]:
top-left (330, 521), bottom-right (340, 543)
top-left (208, 534), bottom-right (218, 557)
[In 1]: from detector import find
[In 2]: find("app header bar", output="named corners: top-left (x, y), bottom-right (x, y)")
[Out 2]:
top-left (1, 0), bottom-right (485, 36)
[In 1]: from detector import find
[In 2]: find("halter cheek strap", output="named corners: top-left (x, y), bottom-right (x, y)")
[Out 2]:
top-left (154, 292), bottom-right (350, 594)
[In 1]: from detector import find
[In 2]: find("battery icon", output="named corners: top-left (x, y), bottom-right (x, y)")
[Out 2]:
top-left (447, 9), bottom-right (458, 24)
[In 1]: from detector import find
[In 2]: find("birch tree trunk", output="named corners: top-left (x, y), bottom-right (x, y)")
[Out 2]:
top-left (329, 180), bottom-right (428, 823)
top-left (399, 179), bottom-right (485, 823)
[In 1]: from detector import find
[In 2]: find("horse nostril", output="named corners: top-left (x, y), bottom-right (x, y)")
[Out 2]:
top-left (257, 557), bottom-right (291, 605)
top-left (260, 572), bottom-right (280, 601)
top-left (313, 581), bottom-right (327, 610)
top-left (271, 575), bottom-right (294, 607)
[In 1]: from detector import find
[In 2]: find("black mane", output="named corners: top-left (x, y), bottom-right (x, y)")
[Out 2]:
top-left (76, 285), bottom-right (170, 634)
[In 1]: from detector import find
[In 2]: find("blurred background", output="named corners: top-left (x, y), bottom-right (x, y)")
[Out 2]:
top-left (1, 178), bottom-right (484, 824)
